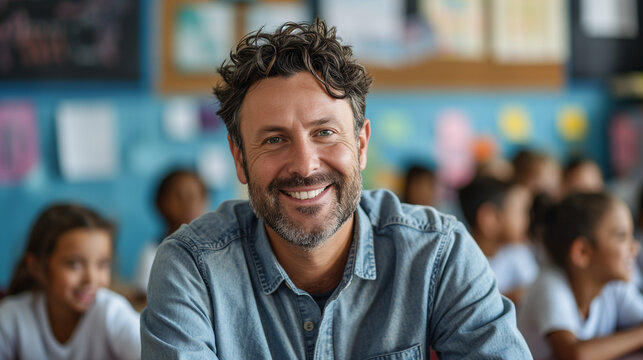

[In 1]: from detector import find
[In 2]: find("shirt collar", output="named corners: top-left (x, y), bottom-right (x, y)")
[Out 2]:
top-left (251, 204), bottom-right (377, 295)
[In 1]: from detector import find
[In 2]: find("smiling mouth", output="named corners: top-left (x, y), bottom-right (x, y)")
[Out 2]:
top-left (284, 186), bottom-right (329, 200)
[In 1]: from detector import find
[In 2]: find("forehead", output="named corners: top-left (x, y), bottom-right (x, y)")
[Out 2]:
top-left (53, 229), bottom-right (112, 256)
top-left (238, 72), bottom-right (353, 132)
top-left (594, 199), bottom-right (632, 233)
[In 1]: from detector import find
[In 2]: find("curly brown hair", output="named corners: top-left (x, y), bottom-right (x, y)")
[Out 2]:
top-left (213, 18), bottom-right (373, 150)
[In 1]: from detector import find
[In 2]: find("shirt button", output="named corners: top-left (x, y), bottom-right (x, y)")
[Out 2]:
top-left (303, 321), bottom-right (314, 332)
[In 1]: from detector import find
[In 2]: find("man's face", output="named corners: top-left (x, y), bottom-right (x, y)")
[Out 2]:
top-left (229, 72), bottom-right (370, 250)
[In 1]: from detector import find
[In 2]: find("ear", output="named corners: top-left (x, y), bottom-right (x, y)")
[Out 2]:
top-left (569, 237), bottom-right (593, 269)
top-left (358, 119), bottom-right (371, 171)
top-left (26, 253), bottom-right (46, 285)
top-left (476, 202), bottom-right (500, 238)
top-left (228, 134), bottom-right (248, 185)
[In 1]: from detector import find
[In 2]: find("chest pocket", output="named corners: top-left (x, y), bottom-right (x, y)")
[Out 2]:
top-left (364, 344), bottom-right (423, 360)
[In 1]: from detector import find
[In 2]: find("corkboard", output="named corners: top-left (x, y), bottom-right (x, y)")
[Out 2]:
top-left (159, 0), bottom-right (563, 93)
top-left (158, 0), bottom-right (246, 94)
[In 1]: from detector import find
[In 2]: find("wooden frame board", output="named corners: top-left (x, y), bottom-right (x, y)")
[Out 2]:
top-left (159, 0), bottom-right (563, 93)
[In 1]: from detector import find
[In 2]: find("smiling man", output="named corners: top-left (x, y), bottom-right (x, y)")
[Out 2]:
top-left (141, 19), bottom-right (531, 359)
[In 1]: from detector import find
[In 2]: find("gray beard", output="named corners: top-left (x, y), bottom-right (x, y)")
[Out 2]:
top-left (247, 167), bottom-right (362, 251)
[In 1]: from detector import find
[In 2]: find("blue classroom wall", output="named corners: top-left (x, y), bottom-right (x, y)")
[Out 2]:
top-left (0, 84), bottom-right (611, 289)
top-left (0, 0), bottom-right (614, 288)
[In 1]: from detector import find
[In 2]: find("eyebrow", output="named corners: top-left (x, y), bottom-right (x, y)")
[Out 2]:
top-left (256, 118), bottom-right (337, 134)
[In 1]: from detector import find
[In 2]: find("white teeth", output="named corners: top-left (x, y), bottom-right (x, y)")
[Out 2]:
top-left (287, 188), bottom-right (324, 200)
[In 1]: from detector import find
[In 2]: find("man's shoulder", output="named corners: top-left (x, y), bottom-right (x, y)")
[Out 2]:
top-left (360, 189), bottom-right (458, 236)
top-left (169, 199), bottom-right (256, 251)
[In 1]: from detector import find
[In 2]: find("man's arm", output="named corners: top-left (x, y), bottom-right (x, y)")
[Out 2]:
top-left (428, 222), bottom-right (531, 359)
top-left (141, 238), bottom-right (218, 359)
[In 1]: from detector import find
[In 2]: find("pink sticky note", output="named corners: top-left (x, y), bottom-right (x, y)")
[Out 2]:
top-left (0, 101), bottom-right (39, 183)
top-left (435, 109), bottom-right (475, 188)
top-left (610, 113), bottom-right (640, 176)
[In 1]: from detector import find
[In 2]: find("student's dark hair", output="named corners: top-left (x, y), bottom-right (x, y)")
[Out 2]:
top-left (528, 192), bottom-right (556, 244)
top-left (542, 192), bottom-right (616, 269)
top-left (402, 164), bottom-right (435, 203)
top-left (213, 18), bottom-right (373, 151)
top-left (155, 168), bottom-right (207, 213)
top-left (512, 149), bottom-right (552, 185)
top-left (563, 156), bottom-right (599, 179)
top-left (458, 177), bottom-right (514, 230)
top-left (7, 203), bottom-right (115, 296)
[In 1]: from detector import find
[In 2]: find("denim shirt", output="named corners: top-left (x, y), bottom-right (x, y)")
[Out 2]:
top-left (141, 189), bottom-right (531, 359)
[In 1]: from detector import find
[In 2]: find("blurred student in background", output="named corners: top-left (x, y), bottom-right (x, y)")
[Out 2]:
top-left (458, 176), bottom-right (537, 304)
top-left (518, 192), bottom-right (643, 360)
top-left (561, 156), bottom-right (604, 196)
top-left (475, 157), bottom-right (514, 182)
top-left (0, 203), bottom-right (140, 360)
top-left (634, 182), bottom-right (643, 293)
top-left (402, 164), bottom-right (437, 207)
top-left (513, 149), bottom-right (562, 199)
top-left (134, 168), bottom-right (209, 295)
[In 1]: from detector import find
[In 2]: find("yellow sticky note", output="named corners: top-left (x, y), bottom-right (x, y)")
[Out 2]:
top-left (498, 105), bottom-right (531, 143)
top-left (557, 105), bottom-right (588, 142)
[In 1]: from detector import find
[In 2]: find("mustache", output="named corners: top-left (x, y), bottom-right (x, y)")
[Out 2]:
top-left (268, 172), bottom-right (343, 192)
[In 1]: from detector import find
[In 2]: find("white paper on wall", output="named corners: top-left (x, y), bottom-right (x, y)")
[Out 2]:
top-left (581, 0), bottom-right (638, 38)
top-left (491, 0), bottom-right (568, 62)
top-left (56, 102), bottom-right (119, 181)
top-left (197, 145), bottom-right (232, 189)
top-left (163, 98), bottom-right (200, 142)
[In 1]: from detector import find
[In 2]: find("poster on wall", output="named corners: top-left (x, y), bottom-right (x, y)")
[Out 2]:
top-left (0, 101), bottom-right (39, 183)
top-left (56, 102), bottom-right (119, 181)
top-left (173, 2), bottom-right (235, 74)
top-left (0, 0), bottom-right (140, 80)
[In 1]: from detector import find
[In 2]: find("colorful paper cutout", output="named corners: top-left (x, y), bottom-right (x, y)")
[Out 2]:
top-left (435, 109), bottom-right (474, 187)
top-left (379, 111), bottom-right (411, 144)
top-left (498, 105), bottom-right (531, 143)
top-left (609, 113), bottom-right (640, 176)
top-left (557, 105), bottom-right (588, 142)
top-left (0, 101), bottom-right (39, 183)
top-left (472, 135), bottom-right (498, 163)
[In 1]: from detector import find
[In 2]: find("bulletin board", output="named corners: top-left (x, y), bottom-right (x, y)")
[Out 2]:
top-left (0, 1), bottom-right (141, 81)
top-left (159, 0), bottom-right (305, 94)
top-left (159, 0), bottom-right (564, 93)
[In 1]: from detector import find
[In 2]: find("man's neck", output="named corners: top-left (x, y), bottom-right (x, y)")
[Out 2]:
top-left (266, 216), bottom-right (355, 294)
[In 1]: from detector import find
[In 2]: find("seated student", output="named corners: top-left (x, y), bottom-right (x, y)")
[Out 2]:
top-left (513, 149), bottom-right (562, 199)
top-left (634, 182), bottom-right (643, 292)
top-left (458, 176), bottom-right (538, 304)
top-left (518, 192), bottom-right (643, 360)
top-left (134, 168), bottom-right (209, 295)
top-left (402, 164), bottom-right (437, 207)
top-left (561, 156), bottom-right (604, 195)
top-left (0, 203), bottom-right (140, 360)
top-left (475, 157), bottom-right (514, 182)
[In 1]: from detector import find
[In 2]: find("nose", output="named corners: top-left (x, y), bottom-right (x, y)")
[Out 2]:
top-left (83, 265), bottom-right (100, 285)
top-left (286, 137), bottom-right (320, 178)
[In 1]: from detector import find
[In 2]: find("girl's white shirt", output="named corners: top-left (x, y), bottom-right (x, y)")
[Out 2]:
top-left (517, 265), bottom-right (643, 360)
top-left (0, 288), bottom-right (140, 360)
